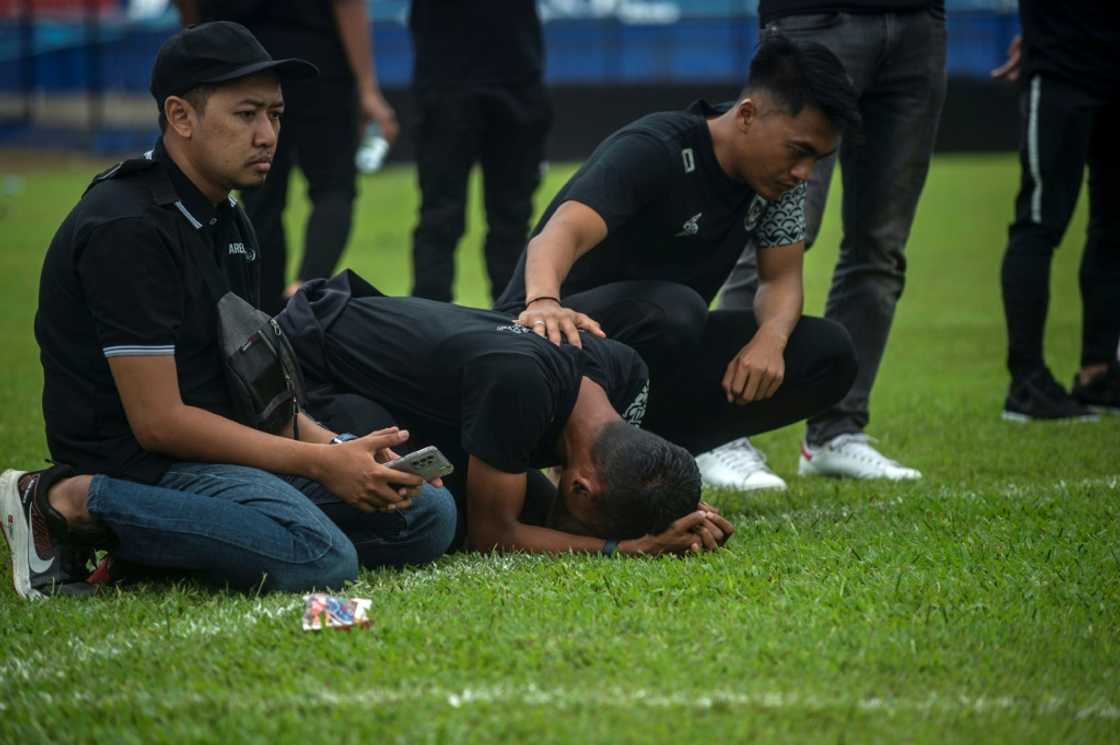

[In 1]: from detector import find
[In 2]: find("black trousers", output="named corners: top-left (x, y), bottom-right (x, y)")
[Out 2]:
top-left (1002, 74), bottom-right (1120, 378)
top-left (305, 390), bottom-right (557, 551)
top-left (410, 80), bottom-right (551, 303)
top-left (561, 281), bottom-right (858, 454)
top-left (242, 76), bottom-right (360, 315)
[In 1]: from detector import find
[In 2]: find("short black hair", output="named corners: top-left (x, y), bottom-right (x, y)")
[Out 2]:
top-left (590, 422), bottom-right (701, 539)
top-left (742, 32), bottom-right (861, 137)
top-left (158, 84), bottom-right (214, 133)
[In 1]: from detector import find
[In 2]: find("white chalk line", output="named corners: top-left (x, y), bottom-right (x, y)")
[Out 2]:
top-left (38, 683), bottom-right (1120, 722)
top-left (0, 599), bottom-right (300, 687)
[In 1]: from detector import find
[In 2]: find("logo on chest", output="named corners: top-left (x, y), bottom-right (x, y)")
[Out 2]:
top-left (675, 212), bottom-right (703, 238)
top-left (744, 195), bottom-right (767, 233)
top-left (228, 242), bottom-right (256, 262)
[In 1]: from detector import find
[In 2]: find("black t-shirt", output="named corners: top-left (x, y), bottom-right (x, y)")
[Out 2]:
top-left (1019, 0), bottom-right (1120, 100)
top-left (201, 0), bottom-right (351, 81)
top-left (35, 140), bottom-right (260, 484)
top-left (758, 0), bottom-right (943, 26)
top-left (495, 100), bottom-right (806, 311)
top-left (409, 0), bottom-right (543, 87)
top-left (279, 272), bottom-right (650, 475)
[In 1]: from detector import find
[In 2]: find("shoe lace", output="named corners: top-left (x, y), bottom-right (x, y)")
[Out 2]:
top-left (713, 437), bottom-right (772, 471)
top-left (826, 434), bottom-right (905, 467)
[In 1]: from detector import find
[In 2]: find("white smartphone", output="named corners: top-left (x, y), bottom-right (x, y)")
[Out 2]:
top-left (385, 445), bottom-right (455, 480)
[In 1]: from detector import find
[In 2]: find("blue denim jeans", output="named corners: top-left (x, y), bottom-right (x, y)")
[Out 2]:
top-left (85, 463), bottom-right (456, 593)
top-left (720, 10), bottom-right (947, 445)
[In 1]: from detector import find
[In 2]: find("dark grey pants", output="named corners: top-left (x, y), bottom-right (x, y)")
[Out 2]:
top-left (719, 10), bottom-right (947, 445)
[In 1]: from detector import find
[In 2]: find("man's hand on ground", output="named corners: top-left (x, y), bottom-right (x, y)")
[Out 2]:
top-left (722, 329), bottom-right (787, 404)
top-left (516, 298), bottom-right (605, 347)
top-left (620, 510), bottom-right (731, 555)
top-left (316, 427), bottom-right (426, 512)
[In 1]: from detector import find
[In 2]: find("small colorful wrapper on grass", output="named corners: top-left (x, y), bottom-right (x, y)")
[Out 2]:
top-left (302, 593), bottom-right (372, 631)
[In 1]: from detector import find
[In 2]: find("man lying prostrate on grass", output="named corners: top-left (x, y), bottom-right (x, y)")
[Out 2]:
top-left (1, 23), bottom-right (456, 600)
top-left (278, 270), bottom-right (734, 556)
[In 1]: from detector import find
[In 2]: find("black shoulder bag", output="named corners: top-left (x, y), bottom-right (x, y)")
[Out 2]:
top-left (195, 239), bottom-right (305, 437)
top-left (215, 291), bottom-right (306, 436)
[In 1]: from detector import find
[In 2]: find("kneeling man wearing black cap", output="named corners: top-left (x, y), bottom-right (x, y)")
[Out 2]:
top-left (0, 22), bottom-right (457, 600)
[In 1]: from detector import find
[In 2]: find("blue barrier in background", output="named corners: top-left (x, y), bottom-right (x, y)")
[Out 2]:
top-left (0, 6), bottom-right (1018, 93)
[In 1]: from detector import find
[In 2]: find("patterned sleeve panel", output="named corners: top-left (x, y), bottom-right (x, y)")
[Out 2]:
top-left (755, 182), bottom-right (807, 248)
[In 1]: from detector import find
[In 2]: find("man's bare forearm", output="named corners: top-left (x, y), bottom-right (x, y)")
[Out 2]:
top-left (331, 0), bottom-right (378, 93)
top-left (138, 403), bottom-right (330, 482)
top-left (752, 275), bottom-right (802, 348)
top-left (470, 521), bottom-right (611, 555)
top-left (522, 201), bottom-right (609, 303)
top-left (523, 234), bottom-right (578, 304)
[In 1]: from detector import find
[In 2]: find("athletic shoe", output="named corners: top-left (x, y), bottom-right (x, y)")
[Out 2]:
top-left (1002, 368), bottom-right (1098, 422)
top-left (798, 434), bottom-right (922, 480)
top-left (695, 437), bottom-right (787, 491)
top-left (1, 466), bottom-right (96, 599)
top-left (1072, 363), bottom-right (1120, 414)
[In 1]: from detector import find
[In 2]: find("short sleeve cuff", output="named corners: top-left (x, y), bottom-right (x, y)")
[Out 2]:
top-left (102, 344), bottom-right (176, 358)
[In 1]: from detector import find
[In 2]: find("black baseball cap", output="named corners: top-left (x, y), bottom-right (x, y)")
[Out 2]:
top-left (150, 21), bottom-right (318, 108)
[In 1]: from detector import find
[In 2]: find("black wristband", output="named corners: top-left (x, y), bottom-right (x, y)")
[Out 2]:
top-left (525, 296), bottom-right (560, 308)
top-left (601, 539), bottom-right (619, 556)
top-left (329, 433), bottom-right (358, 444)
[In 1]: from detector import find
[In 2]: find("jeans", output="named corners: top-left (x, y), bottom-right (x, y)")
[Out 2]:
top-left (720, 10), bottom-right (947, 445)
top-left (86, 462), bottom-right (456, 593)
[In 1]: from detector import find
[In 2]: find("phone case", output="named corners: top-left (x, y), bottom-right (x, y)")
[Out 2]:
top-left (386, 446), bottom-right (455, 480)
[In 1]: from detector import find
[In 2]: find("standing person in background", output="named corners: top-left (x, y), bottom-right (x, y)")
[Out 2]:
top-left (178, 0), bottom-right (399, 315)
top-left (992, 1), bottom-right (1120, 421)
top-left (716, 2), bottom-right (946, 483)
top-left (409, 0), bottom-right (552, 303)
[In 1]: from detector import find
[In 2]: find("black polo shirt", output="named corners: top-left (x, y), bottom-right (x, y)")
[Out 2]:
top-left (34, 139), bottom-right (260, 484)
top-left (495, 100), bottom-right (807, 312)
top-left (280, 272), bottom-right (650, 476)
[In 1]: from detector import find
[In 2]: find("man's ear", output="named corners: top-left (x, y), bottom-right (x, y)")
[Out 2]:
top-left (163, 95), bottom-right (196, 139)
top-left (736, 97), bottom-right (758, 133)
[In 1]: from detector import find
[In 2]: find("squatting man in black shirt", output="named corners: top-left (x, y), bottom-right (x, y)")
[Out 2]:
top-left (495, 33), bottom-right (861, 493)
top-left (280, 271), bottom-right (734, 557)
top-left (1, 22), bottom-right (456, 599)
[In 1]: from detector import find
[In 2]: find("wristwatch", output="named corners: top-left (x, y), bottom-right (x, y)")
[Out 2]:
top-left (329, 433), bottom-right (358, 444)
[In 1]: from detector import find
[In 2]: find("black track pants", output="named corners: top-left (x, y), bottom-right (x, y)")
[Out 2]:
top-left (562, 281), bottom-right (858, 454)
top-left (1002, 75), bottom-right (1120, 377)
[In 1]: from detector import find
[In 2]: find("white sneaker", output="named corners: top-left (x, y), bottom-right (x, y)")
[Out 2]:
top-left (798, 434), bottom-right (921, 480)
top-left (695, 437), bottom-right (787, 492)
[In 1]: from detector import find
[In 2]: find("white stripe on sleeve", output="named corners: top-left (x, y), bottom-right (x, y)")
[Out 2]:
top-left (102, 345), bottom-right (176, 358)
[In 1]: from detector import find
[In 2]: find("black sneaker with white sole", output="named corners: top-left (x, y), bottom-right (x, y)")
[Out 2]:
top-left (1, 465), bottom-right (97, 599)
top-left (1002, 368), bottom-right (1099, 422)
top-left (1072, 363), bottom-right (1120, 414)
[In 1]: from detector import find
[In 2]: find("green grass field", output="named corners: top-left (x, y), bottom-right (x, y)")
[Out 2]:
top-left (0, 152), bottom-right (1117, 744)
